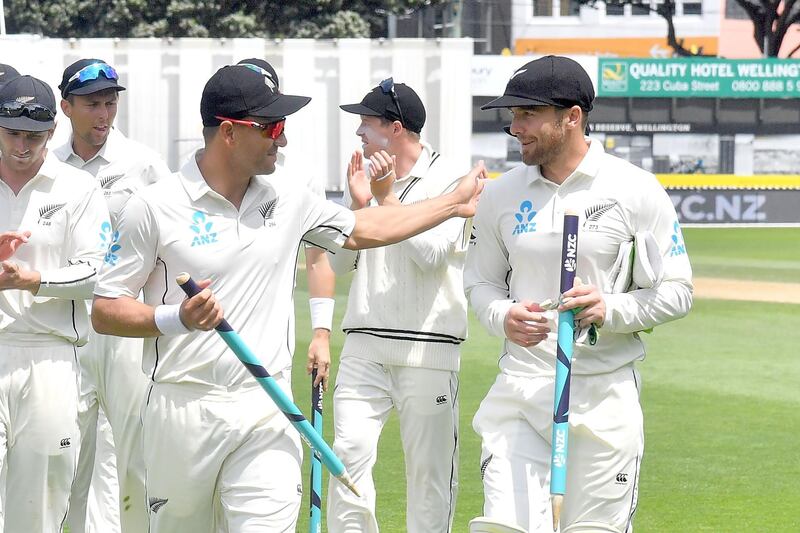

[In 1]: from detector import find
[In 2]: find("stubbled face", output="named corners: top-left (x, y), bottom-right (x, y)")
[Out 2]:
top-left (61, 89), bottom-right (119, 149)
top-left (355, 115), bottom-right (391, 158)
top-left (508, 106), bottom-right (567, 167)
top-left (235, 116), bottom-right (287, 176)
top-left (0, 127), bottom-right (52, 175)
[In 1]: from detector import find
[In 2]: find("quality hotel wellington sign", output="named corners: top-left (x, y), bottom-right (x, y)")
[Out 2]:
top-left (598, 58), bottom-right (800, 98)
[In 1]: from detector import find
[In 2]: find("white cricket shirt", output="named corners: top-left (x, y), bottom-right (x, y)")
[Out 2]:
top-left (0, 155), bottom-right (109, 346)
top-left (52, 128), bottom-right (172, 226)
top-left (330, 142), bottom-right (470, 372)
top-left (94, 151), bottom-right (356, 387)
top-left (464, 139), bottom-right (693, 377)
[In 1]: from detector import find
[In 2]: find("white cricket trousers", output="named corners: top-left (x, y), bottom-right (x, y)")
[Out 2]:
top-left (473, 365), bottom-right (643, 533)
top-left (0, 342), bottom-right (80, 532)
top-left (142, 376), bottom-right (303, 533)
top-left (66, 331), bottom-right (149, 533)
top-left (328, 356), bottom-right (459, 533)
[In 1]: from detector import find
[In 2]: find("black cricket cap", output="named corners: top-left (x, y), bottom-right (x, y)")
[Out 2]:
top-left (482, 55), bottom-right (594, 112)
top-left (201, 65), bottom-right (311, 127)
top-left (59, 58), bottom-right (126, 98)
top-left (0, 75), bottom-right (57, 132)
top-left (0, 64), bottom-right (20, 90)
top-left (236, 58), bottom-right (280, 91)
top-left (340, 80), bottom-right (426, 134)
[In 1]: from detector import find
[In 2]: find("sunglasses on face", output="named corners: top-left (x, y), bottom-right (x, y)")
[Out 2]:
top-left (379, 77), bottom-right (406, 127)
top-left (215, 116), bottom-right (286, 140)
top-left (67, 62), bottom-right (119, 85)
top-left (0, 101), bottom-right (55, 122)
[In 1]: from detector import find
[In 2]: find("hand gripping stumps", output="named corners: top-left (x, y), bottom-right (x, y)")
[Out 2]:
top-left (176, 273), bottom-right (359, 498)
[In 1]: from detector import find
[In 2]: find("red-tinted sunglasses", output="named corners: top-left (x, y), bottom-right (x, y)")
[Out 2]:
top-left (215, 116), bottom-right (285, 140)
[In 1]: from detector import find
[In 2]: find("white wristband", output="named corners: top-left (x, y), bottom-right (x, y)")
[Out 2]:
top-left (309, 297), bottom-right (335, 331)
top-left (154, 304), bottom-right (192, 336)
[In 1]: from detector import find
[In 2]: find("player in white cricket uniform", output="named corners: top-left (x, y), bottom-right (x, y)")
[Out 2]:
top-left (53, 58), bottom-right (172, 533)
top-left (90, 65), bottom-right (484, 533)
top-left (327, 80), bottom-right (469, 533)
top-left (236, 58), bottom-right (337, 389)
top-left (0, 75), bottom-right (109, 532)
top-left (464, 56), bottom-right (693, 532)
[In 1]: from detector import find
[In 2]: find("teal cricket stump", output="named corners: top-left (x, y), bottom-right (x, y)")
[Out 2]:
top-left (309, 369), bottom-right (323, 533)
top-left (176, 273), bottom-right (359, 497)
top-left (550, 212), bottom-right (579, 531)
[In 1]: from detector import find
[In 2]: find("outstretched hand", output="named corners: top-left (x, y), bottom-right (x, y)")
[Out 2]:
top-left (367, 150), bottom-right (397, 205)
top-left (0, 231), bottom-right (31, 261)
top-left (347, 151), bottom-right (373, 209)
top-left (0, 260), bottom-right (40, 293)
top-left (451, 161), bottom-right (487, 218)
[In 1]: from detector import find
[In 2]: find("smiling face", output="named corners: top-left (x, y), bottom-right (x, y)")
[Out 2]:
top-left (0, 126), bottom-right (52, 176)
top-left (508, 106), bottom-right (569, 168)
top-left (233, 116), bottom-right (287, 176)
top-left (61, 88), bottom-right (119, 155)
top-left (355, 115), bottom-right (393, 158)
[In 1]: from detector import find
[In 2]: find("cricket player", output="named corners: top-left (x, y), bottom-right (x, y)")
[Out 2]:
top-left (464, 56), bottom-right (693, 532)
top-left (327, 80), bottom-right (469, 533)
top-left (90, 64), bottom-right (484, 532)
top-left (53, 58), bottom-right (172, 533)
top-left (0, 75), bottom-right (109, 532)
top-left (236, 57), bottom-right (337, 390)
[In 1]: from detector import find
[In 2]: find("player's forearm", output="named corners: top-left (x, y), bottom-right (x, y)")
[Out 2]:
top-left (92, 295), bottom-right (161, 337)
top-left (306, 247), bottom-right (335, 298)
top-left (603, 279), bottom-right (693, 334)
top-left (344, 193), bottom-right (458, 250)
top-left (36, 262), bottom-right (98, 299)
top-left (466, 283), bottom-right (516, 338)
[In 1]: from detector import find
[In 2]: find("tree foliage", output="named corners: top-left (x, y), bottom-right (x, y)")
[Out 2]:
top-left (580, 0), bottom-right (800, 58)
top-left (579, 0), bottom-right (711, 57)
top-left (734, 0), bottom-right (800, 57)
top-left (3, 0), bottom-right (442, 39)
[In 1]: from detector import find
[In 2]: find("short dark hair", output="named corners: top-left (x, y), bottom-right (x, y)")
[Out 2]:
top-left (202, 126), bottom-right (219, 143)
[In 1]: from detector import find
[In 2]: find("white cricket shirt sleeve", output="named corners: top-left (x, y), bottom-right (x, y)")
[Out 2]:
top-left (602, 177), bottom-right (693, 333)
top-left (399, 176), bottom-right (467, 272)
top-left (324, 184), bottom-right (359, 275)
top-left (463, 183), bottom-right (515, 338)
top-left (302, 187), bottom-right (355, 258)
top-left (94, 194), bottom-right (159, 299)
top-left (37, 184), bottom-right (109, 300)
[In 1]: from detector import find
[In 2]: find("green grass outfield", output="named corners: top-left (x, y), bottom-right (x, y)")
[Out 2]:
top-left (291, 227), bottom-right (799, 532)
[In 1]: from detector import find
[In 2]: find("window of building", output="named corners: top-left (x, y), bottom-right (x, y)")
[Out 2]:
top-left (725, 0), bottom-right (749, 19)
top-left (683, 2), bottom-right (702, 15)
top-left (533, 0), bottom-right (553, 16)
top-left (631, 1), bottom-right (651, 16)
top-left (560, 0), bottom-right (581, 16)
top-left (762, 99), bottom-right (800, 126)
top-left (591, 98), bottom-right (628, 123)
top-left (630, 98), bottom-right (671, 123)
top-left (605, 1), bottom-right (625, 15)
top-left (673, 98), bottom-right (714, 125)
top-left (718, 99), bottom-right (759, 125)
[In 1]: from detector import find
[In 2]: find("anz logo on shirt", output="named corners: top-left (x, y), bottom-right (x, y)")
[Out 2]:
top-left (190, 210), bottom-right (218, 247)
top-left (99, 221), bottom-right (122, 265)
top-left (511, 200), bottom-right (537, 235)
top-left (670, 220), bottom-right (687, 256)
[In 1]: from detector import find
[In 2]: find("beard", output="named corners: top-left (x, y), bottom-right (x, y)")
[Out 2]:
top-left (520, 119), bottom-right (566, 167)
